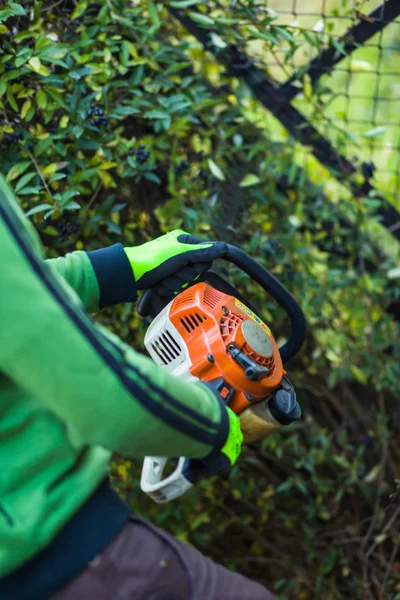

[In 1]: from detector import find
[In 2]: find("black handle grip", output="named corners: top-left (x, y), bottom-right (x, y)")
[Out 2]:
top-left (137, 244), bottom-right (306, 363)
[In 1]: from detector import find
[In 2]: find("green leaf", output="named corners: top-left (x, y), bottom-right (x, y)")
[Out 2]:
top-left (350, 365), bottom-right (368, 385)
top-left (42, 163), bottom-right (58, 176)
top-left (71, 0), bottom-right (88, 20)
top-left (35, 89), bottom-right (47, 109)
top-left (63, 201), bottom-right (81, 210)
top-left (15, 171), bottom-right (36, 192)
top-left (331, 38), bottom-right (347, 56)
top-left (169, 0), bottom-right (197, 6)
top-left (303, 73), bottom-right (312, 98)
top-left (18, 186), bottom-right (43, 195)
top-left (363, 126), bottom-right (389, 138)
top-left (144, 172), bottom-right (161, 184)
top-left (144, 109), bottom-right (170, 120)
top-left (21, 99), bottom-right (32, 119)
top-left (111, 203), bottom-right (127, 213)
top-left (106, 219), bottom-right (122, 235)
top-left (111, 106), bottom-right (139, 117)
top-left (6, 87), bottom-right (18, 112)
top-left (49, 173), bottom-right (67, 183)
top-left (8, 3), bottom-right (26, 16)
top-left (74, 167), bottom-right (99, 183)
top-left (144, 109), bottom-right (172, 129)
top-left (120, 40), bottom-right (130, 66)
top-left (303, 31), bottom-right (319, 47)
top-left (46, 89), bottom-right (68, 109)
top-left (6, 161), bottom-right (31, 182)
top-left (28, 56), bottom-right (41, 73)
top-left (188, 11), bottom-right (214, 26)
top-left (364, 464), bottom-right (381, 483)
top-left (146, 0), bottom-right (160, 29)
top-left (387, 267), bottom-right (400, 279)
top-left (61, 189), bottom-right (80, 202)
top-left (350, 60), bottom-right (372, 72)
top-left (275, 26), bottom-right (296, 43)
top-left (210, 33), bottom-right (227, 49)
top-left (249, 29), bottom-right (278, 44)
top-left (15, 53), bottom-right (32, 68)
top-left (34, 137), bottom-right (52, 157)
top-left (208, 158), bottom-right (225, 181)
top-left (239, 173), bottom-right (260, 187)
top-left (233, 133), bottom-right (243, 147)
top-left (0, 79), bottom-right (7, 97)
top-left (60, 115), bottom-right (69, 128)
top-left (25, 203), bottom-right (53, 217)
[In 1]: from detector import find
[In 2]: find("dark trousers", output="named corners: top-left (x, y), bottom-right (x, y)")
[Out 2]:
top-left (51, 516), bottom-right (276, 600)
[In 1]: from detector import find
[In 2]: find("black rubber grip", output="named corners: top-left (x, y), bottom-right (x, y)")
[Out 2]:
top-left (137, 244), bottom-right (306, 363)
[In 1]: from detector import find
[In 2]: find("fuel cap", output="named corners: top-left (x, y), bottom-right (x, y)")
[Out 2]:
top-left (241, 320), bottom-right (273, 357)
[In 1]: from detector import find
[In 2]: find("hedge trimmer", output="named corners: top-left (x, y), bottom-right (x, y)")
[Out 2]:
top-left (137, 245), bottom-right (306, 503)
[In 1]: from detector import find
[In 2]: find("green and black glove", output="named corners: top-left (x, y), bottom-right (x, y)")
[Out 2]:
top-left (184, 396), bottom-right (243, 482)
top-left (124, 229), bottom-right (227, 297)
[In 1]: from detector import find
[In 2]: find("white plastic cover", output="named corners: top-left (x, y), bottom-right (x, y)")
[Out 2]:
top-left (141, 301), bottom-right (198, 502)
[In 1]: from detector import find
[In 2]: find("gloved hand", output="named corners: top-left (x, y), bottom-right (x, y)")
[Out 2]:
top-left (184, 400), bottom-right (243, 483)
top-left (124, 229), bottom-right (227, 296)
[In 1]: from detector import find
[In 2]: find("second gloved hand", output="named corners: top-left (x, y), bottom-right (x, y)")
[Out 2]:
top-left (183, 384), bottom-right (243, 483)
top-left (124, 229), bottom-right (227, 297)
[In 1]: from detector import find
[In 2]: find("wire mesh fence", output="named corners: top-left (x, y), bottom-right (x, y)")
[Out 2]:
top-left (169, 0), bottom-right (400, 221)
top-left (249, 0), bottom-right (400, 201)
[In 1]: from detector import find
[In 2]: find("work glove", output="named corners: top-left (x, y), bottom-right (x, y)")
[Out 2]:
top-left (124, 229), bottom-right (227, 296)
top-left (184, 392), bottom-right (243, 483)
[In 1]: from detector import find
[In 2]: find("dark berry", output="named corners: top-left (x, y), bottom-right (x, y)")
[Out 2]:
top-left (4, 62), bottom-right (14, 72)
top-left (91, 116), bottom-right (109, 128)
top-left (135, 145), bottom-right (150, 165)
top-left (4, 132), bottom-right (21, 146)
top-left (199, 169), bottom-right (208, 185)
top-left (174, 159), bottom-right (189, 176)
top-left (50, 124), bottom-right (59, 134)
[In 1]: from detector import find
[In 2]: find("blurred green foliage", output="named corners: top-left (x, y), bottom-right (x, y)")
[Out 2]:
top-left (1, 1), bottom-right (400, 598)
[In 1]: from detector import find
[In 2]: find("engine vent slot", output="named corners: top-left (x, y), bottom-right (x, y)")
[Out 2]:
top-left (220, 312), bottom-right (244, 340)
top-left (180, 312), bottom-right (206, 334)
top-left (173, 288), bottom-right (196, 310)
top-left (152, 330), bottom-right (183, 365)
top-left (203, 286), bottom-right (223, 310)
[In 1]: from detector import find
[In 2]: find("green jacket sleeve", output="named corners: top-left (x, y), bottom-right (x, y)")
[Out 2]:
top-left (47, 253), bottom-right (101, 313)
top-left (47, 244), bottom-right (138, 313)
top-left (0, 179), bottom-right (228, 459)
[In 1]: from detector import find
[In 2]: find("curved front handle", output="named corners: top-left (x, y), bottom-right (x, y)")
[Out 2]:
top-left (137, 244), bottom-right (306, 363)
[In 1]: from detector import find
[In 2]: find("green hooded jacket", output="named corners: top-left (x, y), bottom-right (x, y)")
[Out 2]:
top-left (0, 174), bottom-right (228, 585)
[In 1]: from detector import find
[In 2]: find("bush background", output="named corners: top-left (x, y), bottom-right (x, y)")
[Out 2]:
top-left (1, 1), bottom-right (400, 598)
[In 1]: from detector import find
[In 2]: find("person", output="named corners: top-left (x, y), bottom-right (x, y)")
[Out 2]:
top-left (0, 173), bottom-right (276, 600)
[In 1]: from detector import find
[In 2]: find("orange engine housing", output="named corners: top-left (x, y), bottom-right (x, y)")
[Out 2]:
top-left (168, 282), bottom-right (283, 414)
